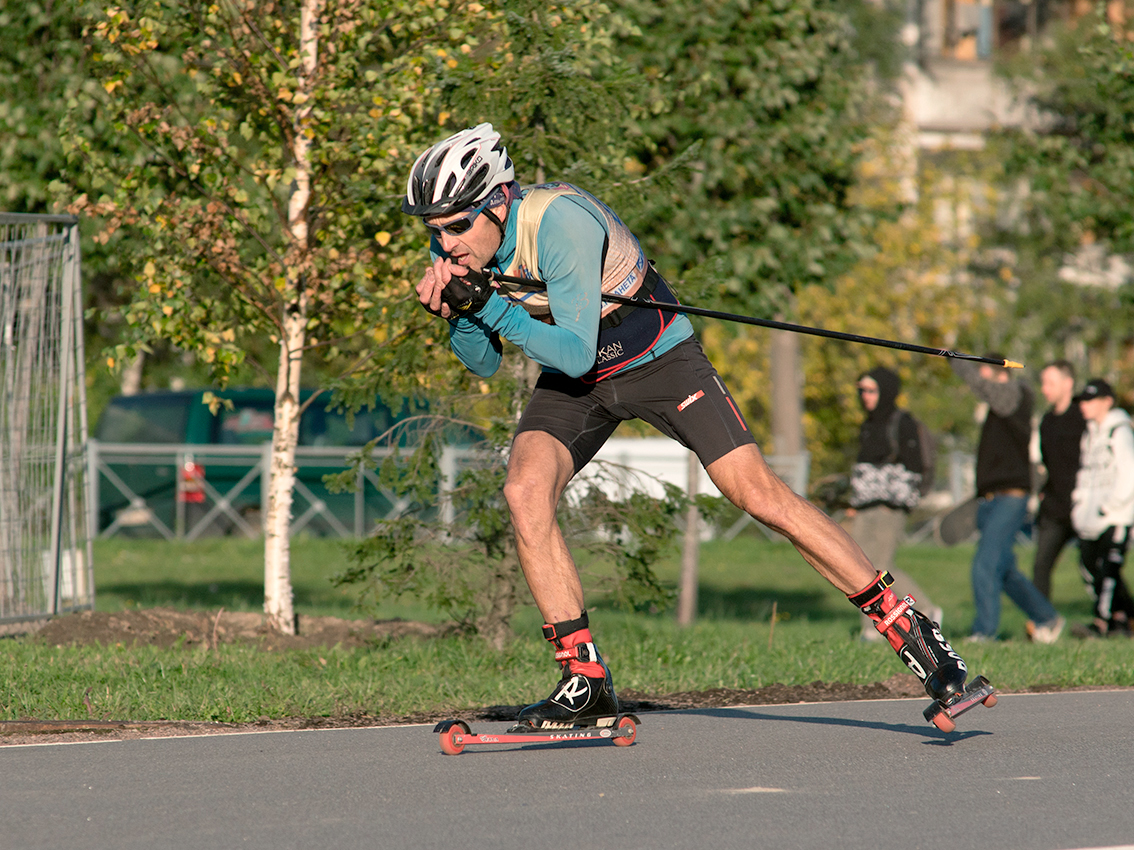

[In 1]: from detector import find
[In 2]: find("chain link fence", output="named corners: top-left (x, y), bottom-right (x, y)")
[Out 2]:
top-left (0, 213), bottom-right (93, 628)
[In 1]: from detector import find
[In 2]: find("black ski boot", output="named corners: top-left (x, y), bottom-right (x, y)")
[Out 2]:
top-left (515, 613), bottom-right (620, 730)
top-left (849, 571), bottom-right (997, 731)
top-left (849, 570), bottom-right (968, 701)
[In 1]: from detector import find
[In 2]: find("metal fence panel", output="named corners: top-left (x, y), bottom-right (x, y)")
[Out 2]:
top-left (0, 213), bottom-right (93, 626)
top-left (91, 441), bottom-right (487, 540)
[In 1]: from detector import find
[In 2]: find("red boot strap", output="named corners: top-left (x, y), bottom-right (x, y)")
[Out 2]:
top-left (554, 642), bottom-right (597, 664)
top-left (848, 570), bottom-right (895, 608)
top-left (876, 595), bottom-right (917, 633)
top-left (541, 611), bottom-right (589, 642)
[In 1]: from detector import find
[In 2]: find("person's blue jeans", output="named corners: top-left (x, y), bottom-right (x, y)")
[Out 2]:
top-left (971, 494), bottom-right (1059, 637)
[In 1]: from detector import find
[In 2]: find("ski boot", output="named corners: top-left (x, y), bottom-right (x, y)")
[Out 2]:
top-left (514, 611), bottom-right (621, 731)
top-left (850, 571), bottom-right (997, 732)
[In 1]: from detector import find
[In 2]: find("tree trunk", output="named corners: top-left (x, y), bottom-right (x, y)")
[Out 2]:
top-left (677, 449), bottom-right (700, 626)
top-left (120, 352), bottom-right (144, 396)
top-left (769, 328), bottom-right (803, 457)
top-left (263, 0), bottom-right (321, 635)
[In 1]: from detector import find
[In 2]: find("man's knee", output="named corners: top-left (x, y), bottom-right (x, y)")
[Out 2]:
top-left (503, 465), bottom-right (563, 527)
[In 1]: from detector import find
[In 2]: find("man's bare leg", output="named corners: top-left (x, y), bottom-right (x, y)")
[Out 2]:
top-left (705, 444), bottom-right (875, 593)
top-left (504, 430), bottom-right (617, 726)
top-left (503, 430), bottom-right (584, 622)
top-left (706, 444), bottom-right (972, 705)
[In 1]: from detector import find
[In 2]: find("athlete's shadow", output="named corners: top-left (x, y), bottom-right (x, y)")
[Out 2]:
top-left (662, 706), bottom-right (992, 746)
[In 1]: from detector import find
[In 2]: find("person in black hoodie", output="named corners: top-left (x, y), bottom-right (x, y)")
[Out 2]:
top-left (848, 367), bottom-right (942, 640)
top-left (952, 357), bottom-right (1064, 641)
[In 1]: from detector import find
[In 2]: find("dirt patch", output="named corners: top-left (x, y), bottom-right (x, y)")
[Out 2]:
top-left (3, 608), bottom-right (1120, 746)
top-left (28, 608), bottom-right (448, 651)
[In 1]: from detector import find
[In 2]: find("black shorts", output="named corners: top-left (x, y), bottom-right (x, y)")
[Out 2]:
top-left (515, 337), bottom-right (756, 474)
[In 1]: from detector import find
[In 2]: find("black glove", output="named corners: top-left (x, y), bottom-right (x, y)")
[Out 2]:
top-left (440, 268), bottom-right (494, 315)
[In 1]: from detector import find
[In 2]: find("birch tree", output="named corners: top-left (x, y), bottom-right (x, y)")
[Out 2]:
top-left (66, 0), bottom-right (495, 633)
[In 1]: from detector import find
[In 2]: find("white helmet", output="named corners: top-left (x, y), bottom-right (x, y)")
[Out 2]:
top-left (402, 123), bottom-right (515, 217)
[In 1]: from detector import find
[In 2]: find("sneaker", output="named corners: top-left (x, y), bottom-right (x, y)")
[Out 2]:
top-left (1026, 615), bottom-right (1065, 645)
top-left (1070, 621), bottom-right (1106, 639)
top-left (963, 633), bottom-right (996, 644)
top-left (516, 657), bottom-right (619, 729)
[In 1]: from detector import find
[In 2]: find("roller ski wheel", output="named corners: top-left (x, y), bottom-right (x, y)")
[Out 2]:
top-left (923, 675), bottom-right (998, 733)
top-left (434, 714), bottom-right (639, 755)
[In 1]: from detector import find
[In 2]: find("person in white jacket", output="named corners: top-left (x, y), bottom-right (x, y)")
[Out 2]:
top-left (1070, 378), bottom-right (1134, 638)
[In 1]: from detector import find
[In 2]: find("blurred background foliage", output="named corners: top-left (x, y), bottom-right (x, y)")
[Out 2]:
top-left (3, 0), bottom-right (1133, 482)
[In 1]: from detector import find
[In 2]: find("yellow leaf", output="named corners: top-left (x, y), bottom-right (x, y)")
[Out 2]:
top-left (438, 111), bottom-right (450, 125)
top-left (148, 283), bottom-right (161, 294)
top-left (375, 231), bottom-right (391, 246)
top-left (106, 357), bottom-right (116, 368)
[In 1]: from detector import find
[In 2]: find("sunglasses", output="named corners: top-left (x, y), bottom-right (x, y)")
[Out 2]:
top-left (424, 197), bottom-right (493, 239)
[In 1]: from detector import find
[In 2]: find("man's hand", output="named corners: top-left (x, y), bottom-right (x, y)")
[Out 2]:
top-left (415, 258), bottom-right (459, 319)
top-left (415, 259), bottom-right (494, 318)
top-left (440, 267), bottom-right (494, 315)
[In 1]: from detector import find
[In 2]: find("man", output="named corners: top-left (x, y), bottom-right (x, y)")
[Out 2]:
top-left (951, 358), bottom-right (1063, 642)
top-left (406, 123), bottom-right (980, 728)
top-left (847, 367), bottom-right (942, 640)
top-left (1032, 361), bottom-right (1086, 600)
top-left (1070, 379), bottom-right (1134, 638)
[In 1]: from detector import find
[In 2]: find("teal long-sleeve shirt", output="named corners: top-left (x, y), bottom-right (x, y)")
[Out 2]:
top-left (433, 189), bottom-right (692, 379)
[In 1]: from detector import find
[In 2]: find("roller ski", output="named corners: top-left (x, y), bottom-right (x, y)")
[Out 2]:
top-left (434, 715), bottom-right (639, 755)
top-left (850, 571), bottom-right (997, 733)
top-left (434, 610), bottom-right (640, 754)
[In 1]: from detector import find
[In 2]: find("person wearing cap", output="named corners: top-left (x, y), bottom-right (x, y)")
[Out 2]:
top-left (951, 358), bottom-right (1064, 642)
top-left (403, 124), bottom-right (988, 729)
top-left (1031, 361), bottom-right (1086, 600)
top-left (1070, 378), bottom-right (1134, 638)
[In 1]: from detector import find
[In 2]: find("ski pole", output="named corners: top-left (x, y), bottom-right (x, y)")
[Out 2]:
top-left (483, 270), bottom-right (1023, 369)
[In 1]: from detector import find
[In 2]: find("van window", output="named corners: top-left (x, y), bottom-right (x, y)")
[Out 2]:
top-left (95, 396), bottom-right (191, 443)
top-left (217, 402), bottom-right (275, 445)
top-left (300, 405), bottom-right (393, 446)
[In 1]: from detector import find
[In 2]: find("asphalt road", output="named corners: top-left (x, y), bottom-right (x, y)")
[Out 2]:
top-left (3, 691), bottom-right (1133, 850)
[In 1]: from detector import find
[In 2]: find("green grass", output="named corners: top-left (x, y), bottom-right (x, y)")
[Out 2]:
top-left (1, 533), bottom-right (1130, 724)
top-left (89, 536), bottom-right (445, 623)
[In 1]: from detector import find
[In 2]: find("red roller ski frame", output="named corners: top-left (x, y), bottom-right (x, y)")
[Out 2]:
top-left (923, 675), bottom-right (997, 733)
top-left (434, 715), bottom-right (640, 755)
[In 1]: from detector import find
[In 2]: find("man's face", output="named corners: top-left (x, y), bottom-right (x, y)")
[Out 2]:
top-left (1040, 366), bottom-right (1074, 408)
top-left (1080, 396), bottom-right (1113, 424)
top-left (857, 377), bottom-right (880, 412)
top-left (425, 203), bottom-right (506, 272)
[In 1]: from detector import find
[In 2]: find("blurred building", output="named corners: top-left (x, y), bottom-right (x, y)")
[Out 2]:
top-left (905, 0), bottom-right (1128, 147)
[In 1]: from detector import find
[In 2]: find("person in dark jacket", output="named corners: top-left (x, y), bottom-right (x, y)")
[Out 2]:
top-left (848, 367), bottom-right (942, 640)
top-left (1032, 360), bottom-right (1086, 599)
top-left (952, 357), bottom-right (1063, 642)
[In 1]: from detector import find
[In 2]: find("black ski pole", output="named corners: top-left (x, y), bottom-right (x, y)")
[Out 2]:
top-left (484, 270), bottom-right (1023, 369)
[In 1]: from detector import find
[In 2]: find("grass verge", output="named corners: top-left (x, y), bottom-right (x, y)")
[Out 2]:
top-left (1, 534), bottom-right (1129, 724)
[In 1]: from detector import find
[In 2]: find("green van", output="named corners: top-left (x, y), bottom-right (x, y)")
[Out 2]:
top-left (92, 388), bottom-right (479, 538)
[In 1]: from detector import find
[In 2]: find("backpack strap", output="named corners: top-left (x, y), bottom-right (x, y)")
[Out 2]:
top-left (885, 409), bottom-right (904, 464)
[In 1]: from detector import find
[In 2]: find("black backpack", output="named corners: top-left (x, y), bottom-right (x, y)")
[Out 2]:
top-left (886, 409), bottom-right (936, 497)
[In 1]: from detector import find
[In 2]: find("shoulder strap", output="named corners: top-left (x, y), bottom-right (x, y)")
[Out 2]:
top-left (506, 184), bottom-right (581, 280)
